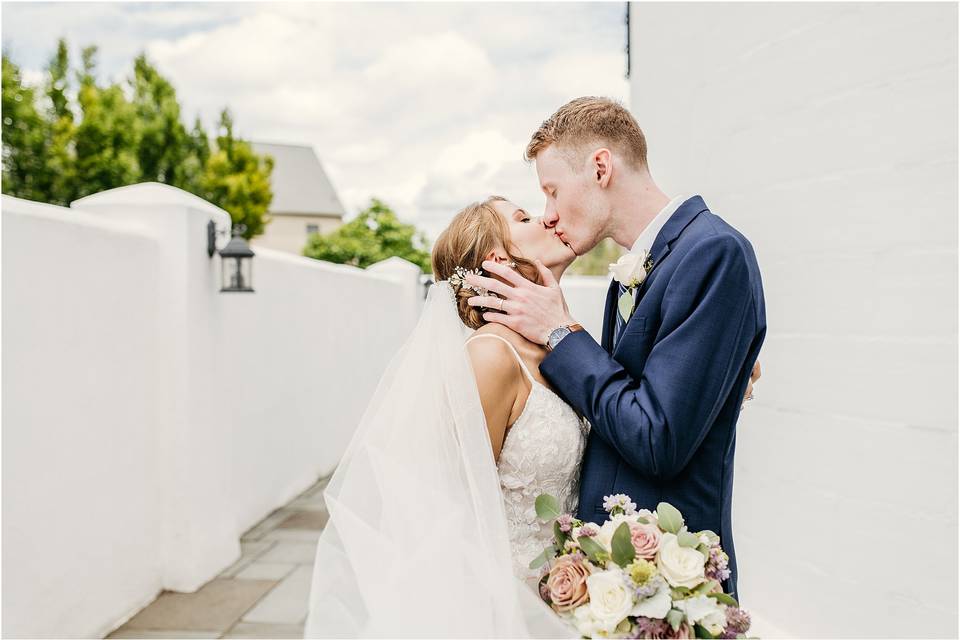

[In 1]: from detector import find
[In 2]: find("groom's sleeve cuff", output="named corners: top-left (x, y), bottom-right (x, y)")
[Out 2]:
top-left (540, 329), bottom-right (602, 403)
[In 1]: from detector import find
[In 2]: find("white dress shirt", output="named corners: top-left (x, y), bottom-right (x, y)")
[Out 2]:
top-left (629, 194), bottom-right (689, 256)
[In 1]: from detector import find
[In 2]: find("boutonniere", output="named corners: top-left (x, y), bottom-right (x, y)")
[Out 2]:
top-left (609, 250), bottom-right (654, 321)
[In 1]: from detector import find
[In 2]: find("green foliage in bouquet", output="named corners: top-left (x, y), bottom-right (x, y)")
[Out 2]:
top-left (529, 493), bottom-right (754, 639)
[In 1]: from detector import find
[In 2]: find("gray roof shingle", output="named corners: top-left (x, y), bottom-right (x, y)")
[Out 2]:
top-left (252, 142), bottom-right (346, 218)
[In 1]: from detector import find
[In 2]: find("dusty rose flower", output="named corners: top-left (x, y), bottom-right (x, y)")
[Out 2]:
top-left (630, 522), bottom-right (662, 560)
top-left (546, 554), bottom-right (591, 612)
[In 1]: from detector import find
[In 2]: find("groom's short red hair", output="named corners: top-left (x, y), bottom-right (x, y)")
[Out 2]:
top-left (525, 96), bottom-right (648, 170)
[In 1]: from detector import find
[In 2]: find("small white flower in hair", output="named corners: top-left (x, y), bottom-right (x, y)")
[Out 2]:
top-left (448, 266), bottom-right (488, 296)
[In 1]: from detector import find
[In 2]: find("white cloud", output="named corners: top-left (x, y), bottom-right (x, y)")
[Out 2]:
top-left (3, 2), bottom-right (630, 240)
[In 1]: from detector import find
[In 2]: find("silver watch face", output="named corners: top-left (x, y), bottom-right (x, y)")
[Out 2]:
top-left (548, 326), bottom-right (571, 348)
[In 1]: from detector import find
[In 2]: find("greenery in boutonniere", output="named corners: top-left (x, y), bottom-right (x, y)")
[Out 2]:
top-left (609, 251), bottom-right (654, 321)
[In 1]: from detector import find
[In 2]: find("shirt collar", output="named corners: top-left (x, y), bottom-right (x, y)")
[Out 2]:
top-left (629, 194), bottom-right (688, 256)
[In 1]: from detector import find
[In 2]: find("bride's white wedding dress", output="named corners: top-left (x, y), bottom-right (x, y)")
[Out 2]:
top-left (304, 283), bottom-right (579, 638)
top-left (465, 334), bottom-right (589, 580)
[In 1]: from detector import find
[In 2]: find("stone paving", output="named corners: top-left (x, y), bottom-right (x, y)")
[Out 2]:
top-left (106, 475), bottom-right (330, 639)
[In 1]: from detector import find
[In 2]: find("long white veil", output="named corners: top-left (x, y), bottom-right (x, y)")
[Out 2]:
top-left (304, 282), bottom-right (574, 638)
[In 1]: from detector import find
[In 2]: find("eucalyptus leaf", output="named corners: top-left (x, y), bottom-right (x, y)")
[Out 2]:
top-left (610, 522), bottom-right (636, 567)
top-left (693, 580), bottom-right (720, 596)
top-left (709, 592), bottom-right (739, 607)
top-left (657, 502), bottom-right (684, 534)
top-left (677, 530), bottom-right (700, 548)
top-left (666, 609), bottom-right (684, 632)
top-left (554, 521), bottom-right (566, 547)
top-left (528, 544), bottom-right (556, 570)
top-left (535, 494), bottom-right (561, 521)
top-left (577, 535), bottom-right (607, 564)
top-left (618, 290), bottom-right (635, 321)
top-left (699, 529), bottom-right (720, 545)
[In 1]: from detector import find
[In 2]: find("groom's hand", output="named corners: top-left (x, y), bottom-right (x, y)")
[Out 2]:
top-left (464, 260), bottom-right (575, 345)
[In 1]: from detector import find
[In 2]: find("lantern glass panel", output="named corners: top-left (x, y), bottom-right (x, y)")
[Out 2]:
top-left (239, 257), bottom-right (253, 290)
top-left (221, 256), bottom-right (252, 291)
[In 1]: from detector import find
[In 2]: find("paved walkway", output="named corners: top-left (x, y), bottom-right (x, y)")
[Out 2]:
top-left (106, 475), bottom-right (330, 639)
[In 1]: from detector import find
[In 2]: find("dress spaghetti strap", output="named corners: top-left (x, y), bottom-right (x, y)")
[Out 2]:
top-left (465, 333), bottom-right (537, 384)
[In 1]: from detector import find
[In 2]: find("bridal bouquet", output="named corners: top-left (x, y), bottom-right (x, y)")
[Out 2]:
top-left (530, 494), bottom-right (752, 639)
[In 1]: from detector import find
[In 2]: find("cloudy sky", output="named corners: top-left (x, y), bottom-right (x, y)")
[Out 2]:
top-left (2, 1), bottom-right (629, 238)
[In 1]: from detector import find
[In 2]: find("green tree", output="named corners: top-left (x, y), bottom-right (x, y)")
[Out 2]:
top-left (43, 40), bottom-right (77, 204)
top-left (567, 237), bottom-right (625, 276)
top-left (1, 40), bottom-right (273, 237)
top-left (72, 45), bottom-right (141, 200)
top-left (303, 198), bottom-right (432, 272)
top-left (131, 53), bottom-right (190, 186)
top-left (199, 109), bottom-right (273, 239)
top-left (2, 55), bottom-right (54, 202)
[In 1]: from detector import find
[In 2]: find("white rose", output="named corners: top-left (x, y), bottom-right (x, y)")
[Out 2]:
top-left (674, 595), bottom-right (728, 636)
top-left (608, 251), bottom-right (650, 288)
top-left (585, 569), bottom-right (636, 633)
top-left (595, 513), bottom-right (634, 552)
top-left (656, 533), bottom-right (706, 589)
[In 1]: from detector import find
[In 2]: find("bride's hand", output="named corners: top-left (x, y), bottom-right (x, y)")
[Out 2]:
top-left (742, 360), bottom-right (761, 408)
top-left (464, 259), bottom-right (574, 345)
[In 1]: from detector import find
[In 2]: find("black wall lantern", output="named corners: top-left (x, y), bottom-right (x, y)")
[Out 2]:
top-left (209, 221), bottom-right (255, 293)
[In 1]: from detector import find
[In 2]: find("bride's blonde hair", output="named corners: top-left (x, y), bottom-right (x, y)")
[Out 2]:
top-left (432, 196), bottom-right (543, 329)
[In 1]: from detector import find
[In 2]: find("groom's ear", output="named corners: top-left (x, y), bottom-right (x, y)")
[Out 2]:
top-left (592, 148), bottom-right (613, 188)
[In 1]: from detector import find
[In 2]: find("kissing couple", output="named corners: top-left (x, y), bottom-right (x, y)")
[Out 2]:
top-left (305, 96), bottom-right (766, 638)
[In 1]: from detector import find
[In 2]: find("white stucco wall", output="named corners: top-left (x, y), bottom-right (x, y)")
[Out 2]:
top-left (1, 185), bottom-right (420, 639)
top-left (630, 3), bottom-right (957, 637)
top-left (2, 197), bottom-right (164, 640)
top-left (560, 275), bottom-right (610, 342)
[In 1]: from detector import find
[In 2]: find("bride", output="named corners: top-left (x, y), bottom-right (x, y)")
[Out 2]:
top-left (304, 195), bottom-right (586, 638)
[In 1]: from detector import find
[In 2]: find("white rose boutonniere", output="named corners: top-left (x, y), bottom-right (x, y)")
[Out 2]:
top-left (609, 250), bottom-right (653, 321)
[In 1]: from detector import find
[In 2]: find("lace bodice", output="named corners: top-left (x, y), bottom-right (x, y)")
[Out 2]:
top-left (466, 334), bottom-right (590, 580)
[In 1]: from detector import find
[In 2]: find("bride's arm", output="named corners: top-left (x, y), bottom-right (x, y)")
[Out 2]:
top-left (466, 339), bottom-right (521, 462)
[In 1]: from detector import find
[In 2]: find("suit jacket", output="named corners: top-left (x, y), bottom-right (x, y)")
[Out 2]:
top-left (540, 195), bottom-right (766, 599)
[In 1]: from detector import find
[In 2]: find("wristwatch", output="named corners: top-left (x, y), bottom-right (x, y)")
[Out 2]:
top-left (545, 323), bottom-right (584, 351)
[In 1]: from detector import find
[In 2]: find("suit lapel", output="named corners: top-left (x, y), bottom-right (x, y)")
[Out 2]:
top-left (600, 196), bottom-right (709, 353)
top-left (632, 196), bottom-right (710, 305)
top-left (645, 195), bottom-right (709, 275)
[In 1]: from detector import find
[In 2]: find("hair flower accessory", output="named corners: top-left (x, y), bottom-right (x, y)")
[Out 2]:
top-left (448, 266), bottom-right (489, 296)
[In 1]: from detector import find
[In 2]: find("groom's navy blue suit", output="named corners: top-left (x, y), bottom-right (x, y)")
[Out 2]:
top-left (540, 196), bottom-right (765, 599)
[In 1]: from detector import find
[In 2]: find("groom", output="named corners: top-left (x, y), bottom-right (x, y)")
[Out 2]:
top-left (464, 97), bottom-right (766, 599)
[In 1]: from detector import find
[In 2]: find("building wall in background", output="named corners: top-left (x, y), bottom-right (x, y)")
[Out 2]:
top-left (251, 213), bottom-right (343, 256)
top-left (630, 3), bottom-right (957, 637)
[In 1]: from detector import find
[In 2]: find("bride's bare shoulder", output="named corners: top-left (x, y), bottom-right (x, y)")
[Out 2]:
top-left (465, 324), bottom-right (524, 377)
top-left (470, 322), bottom-right (527, 346)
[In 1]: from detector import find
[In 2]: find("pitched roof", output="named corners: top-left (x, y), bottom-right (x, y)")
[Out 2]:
top-left (252, 142), bottom-right (346, 218)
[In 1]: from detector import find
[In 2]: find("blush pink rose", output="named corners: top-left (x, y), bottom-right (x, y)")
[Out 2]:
top-left (546, 554), bottom-right (591, 612)
top-left (629, 522), bottom-right (662, 560)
